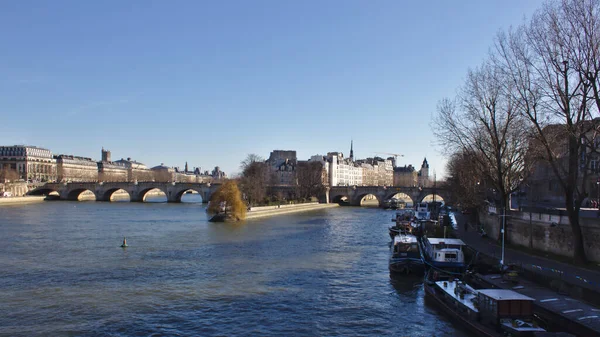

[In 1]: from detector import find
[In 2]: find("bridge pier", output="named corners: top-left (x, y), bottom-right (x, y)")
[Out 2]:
top-left (318, 188), bottom-right (330, 204)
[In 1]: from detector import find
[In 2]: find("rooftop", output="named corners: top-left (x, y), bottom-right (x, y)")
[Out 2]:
top-left (426, 238), bottom-right (466, 246)
top-left (393, 234), bottom-right (419, 244)
top-left (478, 289), bottom-right (535, 301)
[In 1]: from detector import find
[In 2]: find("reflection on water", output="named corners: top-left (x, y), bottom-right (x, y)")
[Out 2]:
top-left (0, 203), bottom-right (465, 336)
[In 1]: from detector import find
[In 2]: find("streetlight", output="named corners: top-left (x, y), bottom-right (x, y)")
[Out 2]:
top-left (596, 178), bottom-right (599, 209)
top-left (500, 207), bottom-right (506, 266)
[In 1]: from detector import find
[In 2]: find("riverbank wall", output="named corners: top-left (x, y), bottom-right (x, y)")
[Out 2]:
top-left (479, 209), bottom-right (600, 263)
top-left (0, 196), bottom-right (47, 206)
top-left (245, 202), bottom-right (339, 220)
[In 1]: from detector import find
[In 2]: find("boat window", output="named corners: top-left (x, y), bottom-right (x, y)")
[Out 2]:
top-left (445, 253), bottom-right (457, 259)
top-left (397, 243), bottom-right (418, 252)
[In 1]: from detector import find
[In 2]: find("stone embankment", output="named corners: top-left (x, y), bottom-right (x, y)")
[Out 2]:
top-left (245, 202), bottom-right (339, 220)
top-left (0, 196), bottom-right (46, 206)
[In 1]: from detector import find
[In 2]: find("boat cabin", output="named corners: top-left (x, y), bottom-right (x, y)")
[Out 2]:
top-left (477, 289), bottom-right (543, 335)
top-left (423, 238), bottom-right (466, 268)
top-left (416, 202), bottom-right (430, 220)
top-left (431, 281), bottom-right (545, 336)
top-left (392, 235), bottom-right (420, 258)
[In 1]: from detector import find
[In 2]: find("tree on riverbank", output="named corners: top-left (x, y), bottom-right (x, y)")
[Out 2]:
top-left (433, 0), bottom-right (600, 264)
top-left (296, 161), bottom-right (325, 201)
top-left (239, 154), bottom-right (268, 206)
top-left (433, 60), bottom-right (530, 241)
top-left (207, 180), bottom-right (246, 221)
top-left (491, 0), bottom-right (600, 264)
top-left (0, 168), bottom-right (19, 182)
top-left (444, 151), bottom-right (485, 211)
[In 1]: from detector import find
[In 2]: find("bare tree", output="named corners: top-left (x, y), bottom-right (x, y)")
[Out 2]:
top-left (240, 153), bottom-right (264, 171)
top-left (0, 167), bottom-right (19, 182)
top-left (296, 161), bottom-right (325, 200)
top-left (433, 61), bottom-right (530, 240)
top-left (444, 151), bottom-right (485, 211)
top-left (493, 0), bottom-right (600, 263)
top-left (239, 154), bottom-right (268, 206)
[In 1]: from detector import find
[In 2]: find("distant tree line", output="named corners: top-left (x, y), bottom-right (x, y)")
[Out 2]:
top-left (433, 0), bottom-right (600, 264)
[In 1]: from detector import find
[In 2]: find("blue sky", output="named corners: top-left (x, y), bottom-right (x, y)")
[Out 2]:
top-left (0, 0), bottom-right (542, 177)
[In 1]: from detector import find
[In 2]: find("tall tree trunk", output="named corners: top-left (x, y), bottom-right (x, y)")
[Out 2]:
top-left (566, 191), bottom-right (587, 264)
top-left (566, 133), bottom-right (588, 264)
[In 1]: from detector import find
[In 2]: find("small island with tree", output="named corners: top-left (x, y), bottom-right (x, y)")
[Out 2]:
top-left (207, 180), bottom-right (247, 222)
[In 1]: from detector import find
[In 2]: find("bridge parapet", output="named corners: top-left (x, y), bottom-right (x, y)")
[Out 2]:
top-left (328, 186), bottom-right (449, 206)
top-left (29, 182), bottom-right (220, 203)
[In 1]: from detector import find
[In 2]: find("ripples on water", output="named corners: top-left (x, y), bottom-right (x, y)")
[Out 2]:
top-left (0, 201), bottom-right (467, 336)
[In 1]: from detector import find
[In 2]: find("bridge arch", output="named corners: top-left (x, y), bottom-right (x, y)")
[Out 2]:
top-left (420, 193), bottom-right (445, 204)
top-left (383, 192), bottom-right (414, 206)
top-left (137, 187), bottom-right (167, 203)
top-left (415, 191), bottom-right (450, 204)
top-left (101, 188), bottom-right (131, 202)
top-left (331, 194), bottom-right (350, 205)
top-left (66, 188), bottom-right (96, 201)
top-left (354, 193), bottom-right (381, 206)
top-left (173, 187), bottom-right (205, 203)
top-left (28, 188), bottom-right (59, 197)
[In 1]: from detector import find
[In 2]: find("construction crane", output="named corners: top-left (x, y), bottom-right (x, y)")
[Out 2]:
top-left (374, 152), bottom-right (404, 161)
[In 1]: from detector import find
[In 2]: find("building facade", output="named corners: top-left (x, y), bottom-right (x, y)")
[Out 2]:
top-left (394, 165), bottom-right (418, 187)
top-left (326, 152), bottom-right (363, 186)
top-left (267, 150), bottom-right (297, 186)
top-left (309, 155), bottom-right (330, 186)
top-left (0, 145), bottom-right (56, 182)
top-left (525, 122), bottom-right (600, 207)
top-left (114, 157), bottom-right (153, 182)
top-left (359, 162), bottom-right (378, 186)
top-left (98, 148), bottom-right (128, 182)
top-left (56, 155), bottom-right (98, 182)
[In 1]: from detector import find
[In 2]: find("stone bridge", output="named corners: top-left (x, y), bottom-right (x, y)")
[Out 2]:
top-left (28, 182), bottom-right (220, 203)
top-left (327, 186), bottom-right (449, 206)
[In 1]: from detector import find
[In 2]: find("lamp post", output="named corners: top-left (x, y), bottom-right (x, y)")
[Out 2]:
top-left (596, 179), bottom-right (599, 209)
top-left (501, 206), bottom-right (506, 266)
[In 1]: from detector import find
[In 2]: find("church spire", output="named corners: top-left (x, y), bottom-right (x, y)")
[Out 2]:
top-left (350, 139), bottom-right (354, 161)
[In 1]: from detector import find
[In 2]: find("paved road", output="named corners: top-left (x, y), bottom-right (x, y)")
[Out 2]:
top-left (453, 212), bottom-right (600, 293)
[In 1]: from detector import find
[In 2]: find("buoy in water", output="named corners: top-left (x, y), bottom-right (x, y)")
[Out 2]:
top-left (120, 237), bottom-right (128, 248)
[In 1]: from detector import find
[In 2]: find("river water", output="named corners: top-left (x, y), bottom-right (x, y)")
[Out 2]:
top-left (0, 199), bottom-right (467, 336)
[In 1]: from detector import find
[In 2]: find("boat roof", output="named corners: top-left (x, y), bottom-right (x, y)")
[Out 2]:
top-left (393, 235), bottom-right (418, 244)
top-left (437, 248), bottom-right (461, 253)
top-left (478, 289), bottom-right (534, 301)
top-left (426, 238), bottom-right (466, 246)
top-left (435, 280), bottom-right (479, 312)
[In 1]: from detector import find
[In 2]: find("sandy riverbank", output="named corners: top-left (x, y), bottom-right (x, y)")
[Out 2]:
top-left (0, 196), bottom-right (47, 206)
top-left (245, 202), bottom-right (339, 220)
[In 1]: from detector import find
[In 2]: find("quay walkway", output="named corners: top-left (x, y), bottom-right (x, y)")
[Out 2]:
top-left (245, 202), bottom-right (338, 219)
top-left (454, 212), bottom-right (600, 335)
top-left (454, 213), bottom-right (600, 295)
top-left (474, 273), bottom-right (600, 336)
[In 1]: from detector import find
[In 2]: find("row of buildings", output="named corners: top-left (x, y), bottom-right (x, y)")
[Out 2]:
top-left (265, 142), bottom-right (433, 188)
top-left (0, 145), bottom-right (226, 184)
